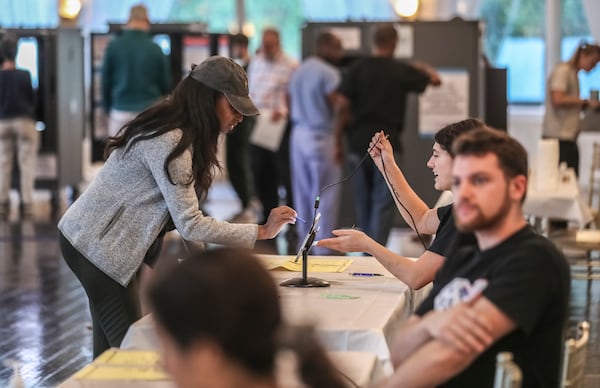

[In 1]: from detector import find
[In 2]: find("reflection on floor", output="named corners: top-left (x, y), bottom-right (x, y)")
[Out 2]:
top-left (0, 185), bottom-right (599, 387)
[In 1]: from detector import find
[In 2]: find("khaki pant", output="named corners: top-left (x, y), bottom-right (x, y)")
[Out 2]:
top-left (108, 110), bottom-right (138, 138)
top-left (0, 117), bottom-right (39, 205)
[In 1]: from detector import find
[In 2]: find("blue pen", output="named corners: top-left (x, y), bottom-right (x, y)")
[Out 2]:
top-left (350, 272), bottom-right (384, 277)
top-left (296, 215), bottom-right (307, 223)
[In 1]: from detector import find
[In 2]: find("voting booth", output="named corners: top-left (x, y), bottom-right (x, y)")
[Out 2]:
top-left (1, 28), bottom-right (85, 211)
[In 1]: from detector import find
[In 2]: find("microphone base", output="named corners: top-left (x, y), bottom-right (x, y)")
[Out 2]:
top-left (280, 277), bottom-right (330, 288)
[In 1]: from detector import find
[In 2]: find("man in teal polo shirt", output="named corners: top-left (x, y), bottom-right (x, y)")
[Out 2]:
top-left (102, 4), bottom-right (171, 138)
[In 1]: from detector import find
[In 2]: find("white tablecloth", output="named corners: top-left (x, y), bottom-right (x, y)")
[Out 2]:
top-left (122, 255), bottom-right (425, 374)
top-left (523, 168), bottom-right (593, 226)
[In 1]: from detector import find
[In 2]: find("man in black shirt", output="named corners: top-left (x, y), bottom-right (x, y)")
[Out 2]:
top-left (336, 24), bottom-right (440, 246)
top-left (383, 128), bottom-right (570, 387)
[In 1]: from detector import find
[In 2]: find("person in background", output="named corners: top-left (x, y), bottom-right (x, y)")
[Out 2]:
top-left (247, 28), bottom-right (297, 225)
top-left (543, 42), bottom-right (600, 176)
top-left (382, 128), bottom-right (570, 387)
top-left (336, 23), bottom-right (441, 247)
top-left (317, 119), bottom-right (483, 287)
top-left (102, 3), bottom-right (171, 138)
top-left (148, 247), bottom-right (349, 388)
top-left (59, 56), bottom-right (297, 358)
top-left (226, 33), bottom-right (258, 223)
top-left (0, 36), bottom-right (38, 219)
top-left (288, 32), bottom-right (344, 255)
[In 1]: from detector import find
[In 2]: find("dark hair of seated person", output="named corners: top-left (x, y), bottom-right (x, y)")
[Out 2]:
top-left (148, 247), bottom-right (349, 388)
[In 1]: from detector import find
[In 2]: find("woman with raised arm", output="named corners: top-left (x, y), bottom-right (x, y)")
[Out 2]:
top-left (317, 118), bottom-right (483, 289)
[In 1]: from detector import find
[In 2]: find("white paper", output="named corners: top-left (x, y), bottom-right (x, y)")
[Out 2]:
top-left (182, 36), bottom-right (211, 74)
top-left (249, 109), bottom-right (287, 152)
top-left (328, 27), bottom-right (361, 50)
top-left (534, 139), bottom-right (559, 192)
top-left (418, 69), bottom-right (469, 135)
top-left (394, 24), bottom-right (413, 58)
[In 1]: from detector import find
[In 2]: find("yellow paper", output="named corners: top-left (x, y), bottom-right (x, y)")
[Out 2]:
top-left (74, 365), bottom-right (168, 380)
top-left (261, 256), bottom-right (288, 270)
top-left (95, 349), bottom-right (161, 365)
top-left (259, 255), bottom-right (353, 273)
top-left (74, 349), bottom-right (168, 381)
top-left (272, 258), bottom-right (353, 272)
top-left (283, 258), bottom-right (352, 273)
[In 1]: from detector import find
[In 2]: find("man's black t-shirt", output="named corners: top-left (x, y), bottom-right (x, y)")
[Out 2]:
top-left (415, 226), bottom-right (570, 388)
top-left (337, 57), bottom-right (429, 154)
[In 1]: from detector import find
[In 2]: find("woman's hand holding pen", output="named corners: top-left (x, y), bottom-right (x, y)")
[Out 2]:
top-left (369, 130), bottom-right (396, 172)
top-left (257, 206), bottom-right (298, 240)
top-left (315, 228), bottom-right (375, 254)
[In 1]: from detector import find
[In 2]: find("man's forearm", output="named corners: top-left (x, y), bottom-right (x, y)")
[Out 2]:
top-left (383, 340), bottom-right (476, 387)
top-left (389, 315), bottom-right (432, 367)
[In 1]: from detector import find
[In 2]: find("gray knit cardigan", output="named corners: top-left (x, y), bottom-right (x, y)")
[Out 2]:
top-left (58, 130), bottom-right (258, 286)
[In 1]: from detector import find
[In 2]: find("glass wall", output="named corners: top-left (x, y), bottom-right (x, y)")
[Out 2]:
top-left (2, 0), bottom-right (596, 104)
top-left (481, 0), bottom-right (599, 103)
top-left (163, 0), bottom-right (396, 59)
top-left (0, 0), bottom-right (58, 27)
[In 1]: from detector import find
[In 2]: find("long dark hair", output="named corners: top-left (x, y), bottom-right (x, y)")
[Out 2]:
top-left (104, 76), bottom-right (221, 197)
top-left (148, 248), bottom-right (348, 388)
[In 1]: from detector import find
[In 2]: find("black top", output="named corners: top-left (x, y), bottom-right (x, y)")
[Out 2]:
top-left (428, 204), bottom-right (458, 256)
top-left (416, 226), bottom-right (570, 388)
top-left (337, 57), bottom-right (430, 154)
top-left (0, 69), bottom-right (35, 120)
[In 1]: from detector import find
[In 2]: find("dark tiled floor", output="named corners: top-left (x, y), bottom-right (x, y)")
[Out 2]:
top-left (0, 187), bottom-right (599, 387)
top-left (0, 221), bottom-right (92, 387)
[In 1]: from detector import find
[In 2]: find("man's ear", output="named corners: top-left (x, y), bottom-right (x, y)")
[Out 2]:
top-left (509, 174), bottom-right (527, 202)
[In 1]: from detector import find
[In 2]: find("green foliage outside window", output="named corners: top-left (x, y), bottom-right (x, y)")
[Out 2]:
top-left (166, 0), bottom-right (303, 59)
top-left (481, 0), bottom-right (591, 62)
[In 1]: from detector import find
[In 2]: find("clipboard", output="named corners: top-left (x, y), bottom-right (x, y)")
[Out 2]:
top-left (249, 108), bottom-right (287, 151)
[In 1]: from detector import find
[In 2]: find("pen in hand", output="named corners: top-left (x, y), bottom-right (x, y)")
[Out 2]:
top-left (296, 215), bottom-right (307, 223)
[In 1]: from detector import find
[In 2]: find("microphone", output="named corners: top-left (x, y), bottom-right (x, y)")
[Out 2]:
top-left (311, 133), bottom-right (389, 217)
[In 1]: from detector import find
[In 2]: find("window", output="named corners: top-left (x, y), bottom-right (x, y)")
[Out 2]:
top-left (481, 0), bottom-right (599, 103)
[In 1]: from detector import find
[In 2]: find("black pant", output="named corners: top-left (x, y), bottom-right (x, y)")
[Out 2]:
top-left (60, 233), bottom-right (142, 358)
top-left (278, 120), bottom-right (294, 208)
top-left (250, 120), bottom-right (293, 223)
top-left (251, 144), bottom-right (280, 223)
top-left (226, 116), bottom-right (256, 208)
top-left (549, 140), bottom-right (580, 230)
top-left (559, 139), bottom-right (579, 177)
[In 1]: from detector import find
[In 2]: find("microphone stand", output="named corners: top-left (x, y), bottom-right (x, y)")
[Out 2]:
top-left (280, 134), bottom-right (389, 288)
top-left (280, 224), bottom-right (329, 288)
